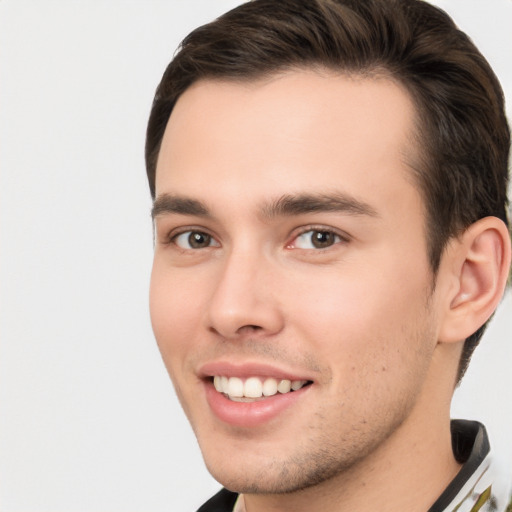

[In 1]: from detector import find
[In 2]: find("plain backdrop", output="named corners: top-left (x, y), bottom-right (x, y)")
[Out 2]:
top-left (0, 1), bottom-right (511, 511)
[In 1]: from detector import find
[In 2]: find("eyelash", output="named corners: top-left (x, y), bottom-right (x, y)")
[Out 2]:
top-left (287, 226), bottom-right (350, 250)
top-left (167, 228), bottom-right (219, 250)
top-left (164, 225), bottom-right (349, 252)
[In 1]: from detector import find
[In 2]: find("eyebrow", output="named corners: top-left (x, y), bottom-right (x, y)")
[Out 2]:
top-left (260, 192), bottom-right (379, 219)
top-left (152, 193), bottom-right (210, 219)
top-left (151, 191), bottom-right (379, 220)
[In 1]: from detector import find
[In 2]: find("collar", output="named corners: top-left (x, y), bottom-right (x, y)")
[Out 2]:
top-left (428, 419), bottom-right (508, 512)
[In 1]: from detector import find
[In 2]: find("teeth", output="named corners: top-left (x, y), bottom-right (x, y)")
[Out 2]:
top-left (291, 380), bottom-right (304, 391)
top-left (262, 378), bottom-right (278, 397)
top-left (277, 379), bottom-right (291, 393)
top-left (244, 377), bottom-right (262, 398)
top-left (228, 377), bottom-right (244, 398)
top-left (212, 376), bottom-right (309, 400)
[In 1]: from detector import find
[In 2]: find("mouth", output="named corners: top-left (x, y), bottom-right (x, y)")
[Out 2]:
top-left (199, 363), bottom-right (314, 427)
top-left (212, 375), bottom-right (312, 402)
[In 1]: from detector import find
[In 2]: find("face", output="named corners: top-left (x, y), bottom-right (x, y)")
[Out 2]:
top-left (150, 70), bottom-right (445, 493)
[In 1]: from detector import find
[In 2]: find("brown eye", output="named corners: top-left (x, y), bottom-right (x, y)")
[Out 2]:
top-left (311, 231), bottom-right (336, 248)
top-left (293, 229), bottom-right (342, 249)
top-left (188, 232), bottom-right (211, 248)
top-left (173, 231), bottom-right (217, 249)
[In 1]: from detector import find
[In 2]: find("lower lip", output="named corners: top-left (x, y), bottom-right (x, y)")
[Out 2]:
top-left (204, 380), bottom-right (311, 428)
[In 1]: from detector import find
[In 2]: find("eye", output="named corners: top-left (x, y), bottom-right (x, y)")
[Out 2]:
top-left (291, 229), bottom-right (344, 249)
top-left (173, 230), bottom-right (219, 249)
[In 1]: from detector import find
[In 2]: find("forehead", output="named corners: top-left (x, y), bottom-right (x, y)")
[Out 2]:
top-left (155, 70), bottom-right (421, 217)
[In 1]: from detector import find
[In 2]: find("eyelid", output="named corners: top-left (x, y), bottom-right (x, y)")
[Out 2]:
top-left (157, 223), bottom-right (350, 250)
top-left (161, 225), bottom-right (220, 248)
top-left (286, 225), bottom-right (351, 249)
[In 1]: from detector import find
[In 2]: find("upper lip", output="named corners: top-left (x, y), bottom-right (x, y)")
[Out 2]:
top-left (198, 361), bottom-right (315, 382)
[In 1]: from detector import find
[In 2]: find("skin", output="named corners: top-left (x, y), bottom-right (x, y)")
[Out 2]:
top-left (150, 70), bottom-right (466, 512)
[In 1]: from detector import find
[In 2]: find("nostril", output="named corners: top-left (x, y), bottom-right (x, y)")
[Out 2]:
top-left (208, 324), bottom-right (263, 337)
top-left (239, 325), bottom-right (263, 333)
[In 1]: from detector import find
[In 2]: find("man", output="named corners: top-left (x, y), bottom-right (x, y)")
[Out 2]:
top-left (145, 0), bottom-right (511, 510)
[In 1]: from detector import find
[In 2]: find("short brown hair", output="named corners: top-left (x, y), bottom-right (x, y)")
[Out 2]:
top-left (145, 0), bottom-right (510, 381)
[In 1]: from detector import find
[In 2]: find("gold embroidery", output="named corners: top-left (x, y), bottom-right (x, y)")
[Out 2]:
top-left (469, 485), bottom-right (492, 512)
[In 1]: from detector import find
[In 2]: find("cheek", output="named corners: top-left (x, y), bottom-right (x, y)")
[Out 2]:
top-left (287, 260), bottom-right (433, 371)
top-left (289, 270), bottom-right (435, 428)
top-left (149, 262), bottom-right (205, 367)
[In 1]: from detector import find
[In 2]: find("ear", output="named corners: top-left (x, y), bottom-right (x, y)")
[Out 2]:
top-left (438, 217), bottom-right (511, 343)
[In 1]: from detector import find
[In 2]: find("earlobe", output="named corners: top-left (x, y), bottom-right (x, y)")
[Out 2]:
top-left (439, 217), bottom-right (511, 343)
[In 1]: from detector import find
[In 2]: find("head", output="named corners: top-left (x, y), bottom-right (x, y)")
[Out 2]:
top-left (146, 0), bottom-right (511, 497)
top-left (146, 0), bottom-right (510, 383)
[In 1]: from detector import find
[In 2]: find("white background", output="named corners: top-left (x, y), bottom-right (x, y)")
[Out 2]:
top-left (0, 1), bottom-right (510, 511)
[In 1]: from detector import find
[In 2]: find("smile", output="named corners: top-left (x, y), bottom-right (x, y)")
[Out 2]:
top-left (213, 376), bottom-right (310, 402)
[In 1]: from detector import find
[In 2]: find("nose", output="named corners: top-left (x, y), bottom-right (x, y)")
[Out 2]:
top-left (206, 247), bottom-right (284, 340)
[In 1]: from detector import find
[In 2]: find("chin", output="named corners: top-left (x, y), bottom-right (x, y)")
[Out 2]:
top-left (200, 439), bottom-right (365, 495)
